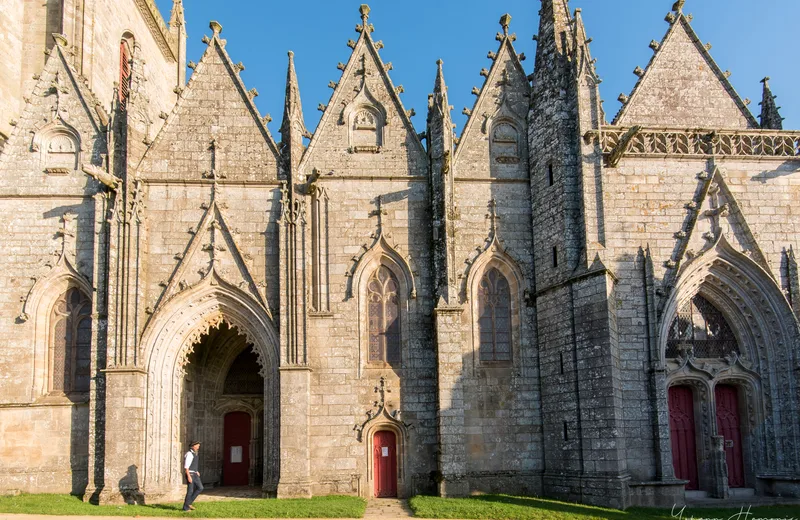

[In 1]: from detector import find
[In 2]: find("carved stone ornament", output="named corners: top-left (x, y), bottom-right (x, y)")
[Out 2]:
top-left (353, 376), bottom-right (412, 442)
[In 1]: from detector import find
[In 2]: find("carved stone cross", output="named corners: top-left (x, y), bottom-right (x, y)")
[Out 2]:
top-left (486, 198), bottom-right (500, 237)
top-left (370, 195), bottom-right (388, 234)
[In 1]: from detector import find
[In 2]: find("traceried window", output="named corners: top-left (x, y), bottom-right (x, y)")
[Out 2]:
top-left (367, 266), bottom-right (400, 364)
top-left (50, 288), bottom-right (92, 394)
top-left (478, 268), bottom-right (512, 362)
top-left (118, 38), bottom-right (133, 109)
top-left (492, 122), bottom-right (519, 163)
top-left (666, 295), bottom-right (739, 359)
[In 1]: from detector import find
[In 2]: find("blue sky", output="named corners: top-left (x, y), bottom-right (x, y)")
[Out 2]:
top-left (154, 0), bottom-right (799, 132)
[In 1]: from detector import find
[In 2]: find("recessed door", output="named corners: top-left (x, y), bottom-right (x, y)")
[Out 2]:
top-left (373, 430), bottom-right (397, 498)
top-left (669, 385), bottom-right (699, 490)
top-left (223, 411), bottom-right (250, 486)
top-left (715, 385), bottom-right (745, 488)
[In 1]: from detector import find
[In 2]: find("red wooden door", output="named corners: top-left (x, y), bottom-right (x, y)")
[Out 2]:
top-left (223, 412), bottom-right (250, 486)
top-left (669, 386), bottom-right (699, 490)
top-left (373, 431), bottom-right (397, 497)
top-left (715, 385), bottom-right (745, 488)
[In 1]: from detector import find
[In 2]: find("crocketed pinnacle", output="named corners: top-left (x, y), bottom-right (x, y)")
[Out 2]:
top-left (169, 0), bottom-right (185, 29)
top-left (759, 77), bottom-right (783, 130)
top-left (280, 51), bottom-right (308, 172)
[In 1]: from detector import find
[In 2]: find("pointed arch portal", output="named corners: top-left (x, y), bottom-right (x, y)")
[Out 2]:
top-left (140, 277), bottom-right (279, 496)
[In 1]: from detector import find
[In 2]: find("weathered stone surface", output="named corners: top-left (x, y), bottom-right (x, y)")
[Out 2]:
top-left (0, 0), bottom-right (799, 510)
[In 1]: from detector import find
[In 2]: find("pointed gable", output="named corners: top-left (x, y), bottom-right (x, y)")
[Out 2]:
top-left (153, 186), bottom-right (270, 315)
top-left (0, 36), bottom-right (107, 192)
top-left (453, 14), bottom-right (529, 179)
top-left (614, 13), bottom-right (758, 129)
top-left (298, 5), bottom-right (426, 177)
top-left (138, 22), bottom-right (280, 182)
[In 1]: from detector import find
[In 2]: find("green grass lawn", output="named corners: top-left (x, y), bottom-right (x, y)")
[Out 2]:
top-left (409, 494), bottom-right (800, 520)
top-left (0, 494), bottom-right (366, 518)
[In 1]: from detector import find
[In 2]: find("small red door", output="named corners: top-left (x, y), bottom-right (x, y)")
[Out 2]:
top-left (715, 385), bottom-right (745, 488)
top-left (669, 386), bottom-right (699, 490)
top-left (223, 412), bottom-right (250, 486)
top-left (373, 431), bottom-right (397, 497)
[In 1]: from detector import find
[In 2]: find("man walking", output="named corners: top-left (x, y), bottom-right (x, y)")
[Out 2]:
top-left (183, 441), bottom-right (203, 511)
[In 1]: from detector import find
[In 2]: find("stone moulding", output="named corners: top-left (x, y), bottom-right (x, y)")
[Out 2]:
top-left (588, 127), bottom-right (800, 161)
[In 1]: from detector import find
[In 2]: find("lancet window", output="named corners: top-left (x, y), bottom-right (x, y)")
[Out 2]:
top-left (50, 288), bottom-right (92, 393)
top-left (477, 267), bottom-right (512, 362)
top-left (367, 266), bottom-right (401, 364)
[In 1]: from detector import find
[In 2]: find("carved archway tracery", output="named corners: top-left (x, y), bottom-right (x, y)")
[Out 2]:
top-left (661, 233), bottom-right (800, 475)
top-left (141, 272), bottom-right (279, 495)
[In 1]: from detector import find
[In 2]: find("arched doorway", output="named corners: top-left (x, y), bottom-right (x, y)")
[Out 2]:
top-left (373, 430), bottom-right (397, 498)
top-left (181, 324), bottom-right (265, 488)
top-left (140, 280), bottom-right (279, 498)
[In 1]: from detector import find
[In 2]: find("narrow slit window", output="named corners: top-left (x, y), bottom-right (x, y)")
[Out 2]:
top-left (548, 164), bottom-right (555, 186)
top-left (552, 246), bottom-right (558, 268)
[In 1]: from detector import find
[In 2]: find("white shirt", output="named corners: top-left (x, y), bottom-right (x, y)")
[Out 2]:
top-left (184, 450), bottom-right (195, 470)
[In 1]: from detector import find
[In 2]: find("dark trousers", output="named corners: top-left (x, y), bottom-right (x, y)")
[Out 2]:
top-left (183, 473), bottom-right (204, 510)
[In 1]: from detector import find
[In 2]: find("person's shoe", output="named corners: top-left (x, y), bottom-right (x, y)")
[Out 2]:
top-left (188, 505), bottom-right (196, 510)
top-left (183, 508), bottom-right (190, 512)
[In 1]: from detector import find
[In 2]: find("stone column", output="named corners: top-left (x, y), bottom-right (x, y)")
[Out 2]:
top-left (98, 368), bottom-right (147, 504)
top-left (708, 435), bottom-right (730, 499)
top-left (276, 366), bottom-right (312, 498)
top-left (434, 304), bottom-right (468, 497)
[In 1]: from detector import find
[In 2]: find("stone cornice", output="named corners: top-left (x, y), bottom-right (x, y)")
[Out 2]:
top-left (133, 0), bottom-right (177, 61)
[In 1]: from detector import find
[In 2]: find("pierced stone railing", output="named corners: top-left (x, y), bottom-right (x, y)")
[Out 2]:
top-left (589, 126), bottom-right (800, 164)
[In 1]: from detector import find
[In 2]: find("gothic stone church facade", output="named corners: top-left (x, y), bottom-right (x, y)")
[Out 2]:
top-left (1, 0), bottom-right (799, 509)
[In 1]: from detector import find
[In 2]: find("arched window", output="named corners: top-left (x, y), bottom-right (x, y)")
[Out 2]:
top-left (491, 122), bottom-right (519, 163)
top-left (478, 268), bottom-right (512, 362)
top-left (50, 288), bottom-right (92, 393)
top-left (367, 266), bottom-right (400, 364)
top-left (119, 38), bottom-right (133, 109)
top-left (667, 295), bottom-right (739, 359)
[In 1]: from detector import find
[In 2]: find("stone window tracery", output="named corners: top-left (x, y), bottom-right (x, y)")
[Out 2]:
top-left (491, 121), bottom-right (519, 163)
top-left (667, 294), bottom-right (740, 359)
top-left (50, 287), bottom-right (92, 394)
top-left (477, 267), bottom-right (512, 362)
top-left (367, 266), bottom-right (400, 364)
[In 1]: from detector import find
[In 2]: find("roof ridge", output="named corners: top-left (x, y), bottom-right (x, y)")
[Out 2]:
top-left (612, 9), bottom-right (758, 128)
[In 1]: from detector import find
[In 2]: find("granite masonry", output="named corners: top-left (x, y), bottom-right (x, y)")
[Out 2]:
top-left (0, 0), bottom-right (799, 510)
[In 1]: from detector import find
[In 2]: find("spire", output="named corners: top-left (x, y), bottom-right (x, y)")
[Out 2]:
top-left (759, 77), bottom-right (783, 130)
top-left (280, 51), bottom-right (309, 174)
top-left (169, 0), bottom-right (187, 86)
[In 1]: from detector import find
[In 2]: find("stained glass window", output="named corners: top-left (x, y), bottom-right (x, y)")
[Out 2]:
top-left (666, 295), bottom-right (739, 359)
top-left (478, 268), bottom-right (512, 362)
top-left (50, 288), bottom-right (92, 393)
top-left (367, 266), bottom-right (401, 364)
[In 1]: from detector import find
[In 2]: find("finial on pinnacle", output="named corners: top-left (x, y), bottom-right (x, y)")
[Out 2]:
top-left (209, 20), bottom-right (222, 35)
top-left (672, 0), bottom-right (685, 13)
top-left (288, 50), bottom-right (295, 60)
top-left (360, 4), bottom-right (370, 22)
top-left (761, 76), bottom-right (770, 85)
top-left (436, 59), bottom-right (443, 68)
top-left (500, 13), bottom-right (512, 35)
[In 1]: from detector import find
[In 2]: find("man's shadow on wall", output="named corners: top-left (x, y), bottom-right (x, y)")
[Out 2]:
top-left (119, 465), bottom-right (146, 505)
